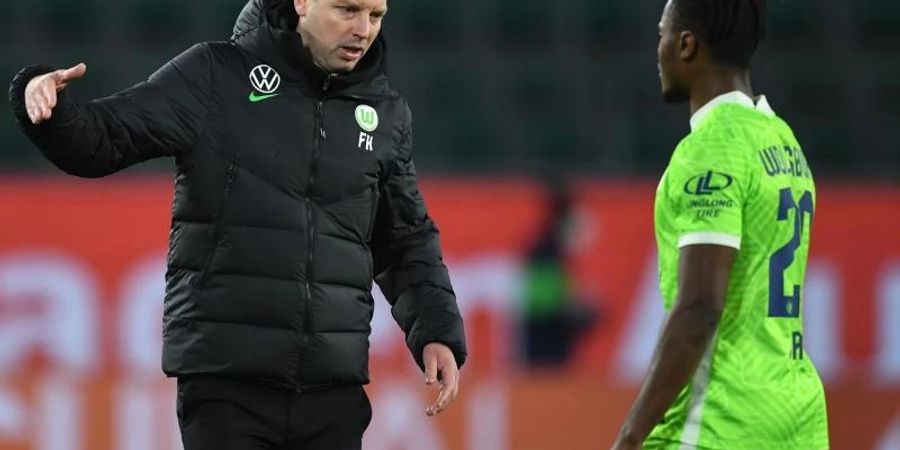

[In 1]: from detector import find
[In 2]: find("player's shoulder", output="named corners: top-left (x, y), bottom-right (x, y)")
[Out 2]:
top-left (692, 104), bottom-right (769, 141)
top-left (675, 106), bottom-right (767, 163)
top-left (674, 131), bottom-right (749, 169)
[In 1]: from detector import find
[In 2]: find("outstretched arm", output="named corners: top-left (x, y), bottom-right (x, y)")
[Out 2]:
top-left (8, 44), bottom-right (213, 178)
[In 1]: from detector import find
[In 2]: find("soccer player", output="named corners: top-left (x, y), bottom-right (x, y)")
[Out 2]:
top-left (612, 1), bottom-right (829, 449)
top-left (10, 0), bottom-right (466, 448)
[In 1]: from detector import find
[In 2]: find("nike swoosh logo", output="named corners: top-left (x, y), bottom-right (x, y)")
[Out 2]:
top-left (249, 92), bottom-right (280, 103)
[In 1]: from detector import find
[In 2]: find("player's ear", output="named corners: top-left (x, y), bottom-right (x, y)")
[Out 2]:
top-left (678, 30), bottom-right (699, 62)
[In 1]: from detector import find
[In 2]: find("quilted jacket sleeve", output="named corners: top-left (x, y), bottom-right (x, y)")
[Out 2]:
top-left (8, 43), bottom-right (213, 178)
top-left (371, 105), bottom-right (468, 372)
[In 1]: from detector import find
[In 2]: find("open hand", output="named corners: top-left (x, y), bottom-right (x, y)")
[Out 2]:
top-left (24, 63), bottom-right (87, 124)
top-left (422, 342), bottom-right (460, 417)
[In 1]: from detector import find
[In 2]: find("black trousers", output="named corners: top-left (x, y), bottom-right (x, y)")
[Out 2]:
top-left (177, 377), bottom-right (372, 450)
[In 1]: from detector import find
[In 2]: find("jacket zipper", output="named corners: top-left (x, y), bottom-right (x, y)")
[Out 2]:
top-left (322, 73), bottom-right (336, 92)
top-left (197, 163), bottom-right (237, 287)
top-left (300, 193), bottom-right (313, 393)
top-left (297, 88), bottom-right (329, 389)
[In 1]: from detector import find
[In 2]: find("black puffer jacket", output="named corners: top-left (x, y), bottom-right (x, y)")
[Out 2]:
top-left (9, 0), bottom-right (466, 391)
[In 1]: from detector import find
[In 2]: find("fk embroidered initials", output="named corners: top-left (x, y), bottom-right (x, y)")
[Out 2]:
top-left (358, 132), bottom-right (374, 152)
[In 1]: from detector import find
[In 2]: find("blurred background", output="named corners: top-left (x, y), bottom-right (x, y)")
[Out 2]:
top-left (0, 1), bottom-right (898, 449)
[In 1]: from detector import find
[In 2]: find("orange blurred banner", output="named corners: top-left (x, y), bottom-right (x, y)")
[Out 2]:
top-left (0, 177), bottom-right (898, 449)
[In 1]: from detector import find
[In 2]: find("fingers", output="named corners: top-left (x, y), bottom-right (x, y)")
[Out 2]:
top-left (25, 78), bottom-right (40, 123)
top-left (42, 78), bottom-right (57, 111)
top-left (445, 366), bottom-right (460, 402)
top-left (421, 344), bottom-right (460, 417)
top-left (56, 63), bottom-right (87, 86)
top-left (22, 63), bottom-right (86, 124)
top-left (426, 388), bottom-right (442, 417)
top-left (27, 85), bottom-right (51, 124)
top-left (423, 351), bottom-right (438, 386)
top-left (425, 361), bottom-right (460, 417)
top-left (27, 104), bottom-right (40, 125)
top-left (30, 79), bottom-right (57, 123)
top-left (438, 366), bottom-right (461, 414)
top-left (25, 93), bottom-right (38, 124)
top-left (24, 62), bottom-right (84, 124)
top-left (428, 383), bottom-right (451, 417)
top-left (426, 372), bottom-right (458, 417)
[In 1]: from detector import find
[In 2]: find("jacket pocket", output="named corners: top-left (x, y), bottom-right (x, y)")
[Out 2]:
top-left (196, 163), bottom-right (238, 287)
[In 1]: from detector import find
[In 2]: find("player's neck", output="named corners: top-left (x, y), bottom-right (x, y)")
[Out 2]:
top-left (689, 70), bottom-right (754, 116)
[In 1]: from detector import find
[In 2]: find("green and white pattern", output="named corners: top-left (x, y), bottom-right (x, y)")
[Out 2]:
top-left (647, 92), bottom-right (830, 450)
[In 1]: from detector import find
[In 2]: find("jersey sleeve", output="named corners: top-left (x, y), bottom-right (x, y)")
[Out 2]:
top-left (665, 132), bottom-right (754, 249)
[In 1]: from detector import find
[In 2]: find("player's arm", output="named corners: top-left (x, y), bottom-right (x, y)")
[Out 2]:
top-left (371, 106), bottom-right (467, 417)
top-left (612, 244), bottom-right (736, 449)
top-left (8, 44), bottom-right (212, 178)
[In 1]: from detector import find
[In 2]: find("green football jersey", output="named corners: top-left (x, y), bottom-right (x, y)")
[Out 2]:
top-left (646, 92), bottom-right (829, 450)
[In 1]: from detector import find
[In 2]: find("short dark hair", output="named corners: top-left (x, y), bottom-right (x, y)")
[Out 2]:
top-left (672, 0), bottom-right (767, 68)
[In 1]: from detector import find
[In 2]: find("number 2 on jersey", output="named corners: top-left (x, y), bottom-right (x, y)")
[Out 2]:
top-left (768, 189), bottom-right (814, 318)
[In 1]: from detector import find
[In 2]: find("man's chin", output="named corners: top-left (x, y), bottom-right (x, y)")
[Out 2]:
top-left (662, 87), bottom-right (689, 104)
top-left (329, 60), bottom-right (359, 74)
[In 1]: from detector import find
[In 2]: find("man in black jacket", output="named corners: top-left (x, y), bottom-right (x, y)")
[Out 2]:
top-left (9, 0), bottom-right (467, 448)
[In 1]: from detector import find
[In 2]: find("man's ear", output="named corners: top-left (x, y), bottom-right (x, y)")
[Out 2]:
top-left (294, 0), bottom-right (310, 19)
top-left (678, 30), bottom-right (699, 62)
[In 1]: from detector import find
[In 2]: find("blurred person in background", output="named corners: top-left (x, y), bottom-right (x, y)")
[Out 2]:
top-left (613, 0), bottom-right (829, 449)
top-left (8, 0), bottom-right (467, 448)
top-left (520, 180), bottom-right (598, 367)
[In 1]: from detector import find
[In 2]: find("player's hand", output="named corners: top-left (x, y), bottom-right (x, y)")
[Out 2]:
top-left (422, 342), bottom-right (459, 417)
top-left (24, 63), bottom-right (87, 125)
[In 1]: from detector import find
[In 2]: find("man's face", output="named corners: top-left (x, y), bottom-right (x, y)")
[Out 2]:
top-left (295, 0), bottom-right (388, 73)
top-left (658, 0), bottom-right (690, 103)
